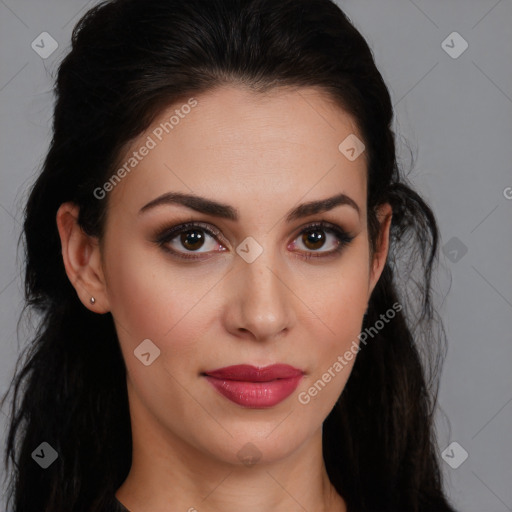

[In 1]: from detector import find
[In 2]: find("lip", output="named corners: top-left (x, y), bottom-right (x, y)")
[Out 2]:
top-left (203, 364), bottom-right (304, 408)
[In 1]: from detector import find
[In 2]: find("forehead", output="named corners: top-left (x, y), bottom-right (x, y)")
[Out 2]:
top-left (106, 85), bottom-right (367, 221)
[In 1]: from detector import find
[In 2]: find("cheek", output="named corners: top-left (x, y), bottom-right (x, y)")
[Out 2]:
top-left (103, 240), bottom-right (219, 361)
top-left (303, 248), bottom-right (370, 338)
top-left (297, 248), bottom-right (370, 397)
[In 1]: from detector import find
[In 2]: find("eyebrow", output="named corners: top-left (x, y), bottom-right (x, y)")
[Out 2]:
top-left (138, 191), bottom-right (360, 221)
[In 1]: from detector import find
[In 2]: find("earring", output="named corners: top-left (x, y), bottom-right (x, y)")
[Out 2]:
top-left (89, 297), bottom-right (96, 305)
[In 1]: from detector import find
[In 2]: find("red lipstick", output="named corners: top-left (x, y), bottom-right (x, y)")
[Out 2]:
top-left (203, 364), bottom-right (303, 408)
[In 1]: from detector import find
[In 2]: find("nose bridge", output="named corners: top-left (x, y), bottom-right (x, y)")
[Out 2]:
top-left (229, 241), bottom-right (294, 339)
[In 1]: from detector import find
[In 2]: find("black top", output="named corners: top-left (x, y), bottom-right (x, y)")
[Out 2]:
top-left (112, 496), bottom-right (131, 511)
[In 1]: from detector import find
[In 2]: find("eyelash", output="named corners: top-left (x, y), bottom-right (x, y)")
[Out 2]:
top-left (154, 220), bottom-right (355, 261)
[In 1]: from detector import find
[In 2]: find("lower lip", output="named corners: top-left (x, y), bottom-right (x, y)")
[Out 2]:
top-left (204, 375), bottom-right (303, 408)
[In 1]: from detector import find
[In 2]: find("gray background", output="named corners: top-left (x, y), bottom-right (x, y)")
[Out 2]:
top-left (0, 1), bottom-right (511, 511)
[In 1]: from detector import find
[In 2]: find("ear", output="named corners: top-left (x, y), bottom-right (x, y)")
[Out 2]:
top-left (367, 202), bottom-right (392, 297)
top-left (56, 202), bottom-right (110, 313)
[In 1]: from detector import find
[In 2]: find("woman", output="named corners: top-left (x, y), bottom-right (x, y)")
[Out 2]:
top-left (1, 0), bottom-right (458, 510)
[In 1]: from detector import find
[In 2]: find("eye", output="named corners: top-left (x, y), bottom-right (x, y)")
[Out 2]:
top-left (288, 221), bottom-right (354, 260)
top-left (155, 221), bottom-right (227, 260)
top-left (154, 220), bottom-right (354, 261)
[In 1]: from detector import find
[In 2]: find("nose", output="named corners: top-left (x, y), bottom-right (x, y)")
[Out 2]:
top-left (222, 249), bottom-right (296, 342)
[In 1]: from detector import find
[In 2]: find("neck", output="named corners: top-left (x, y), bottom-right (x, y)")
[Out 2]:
top-left (116, 392), bottom-right (346, 512)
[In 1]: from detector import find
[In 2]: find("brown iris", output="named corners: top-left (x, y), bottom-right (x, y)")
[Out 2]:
top-left (180, 229), bottom-right (205, 251)
top-left (302, 229), bottom-right (326, 250)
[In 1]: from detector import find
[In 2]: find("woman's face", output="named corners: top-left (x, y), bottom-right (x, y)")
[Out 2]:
top-left (96, 85), bottom-right (391, 466)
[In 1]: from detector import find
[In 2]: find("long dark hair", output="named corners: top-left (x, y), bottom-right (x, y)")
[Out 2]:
top-left (1, 0), bottom-right (457, 510)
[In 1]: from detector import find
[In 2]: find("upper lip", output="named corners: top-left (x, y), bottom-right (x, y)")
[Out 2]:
top-left (203, 364), bottom-right (304, 382)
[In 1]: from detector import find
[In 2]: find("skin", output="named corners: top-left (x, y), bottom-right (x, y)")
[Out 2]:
top-left (57, 85), bottom-right (392, 512)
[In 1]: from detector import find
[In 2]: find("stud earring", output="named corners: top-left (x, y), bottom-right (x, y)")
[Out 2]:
top-left (89, 297), bottom-right (96, 305)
